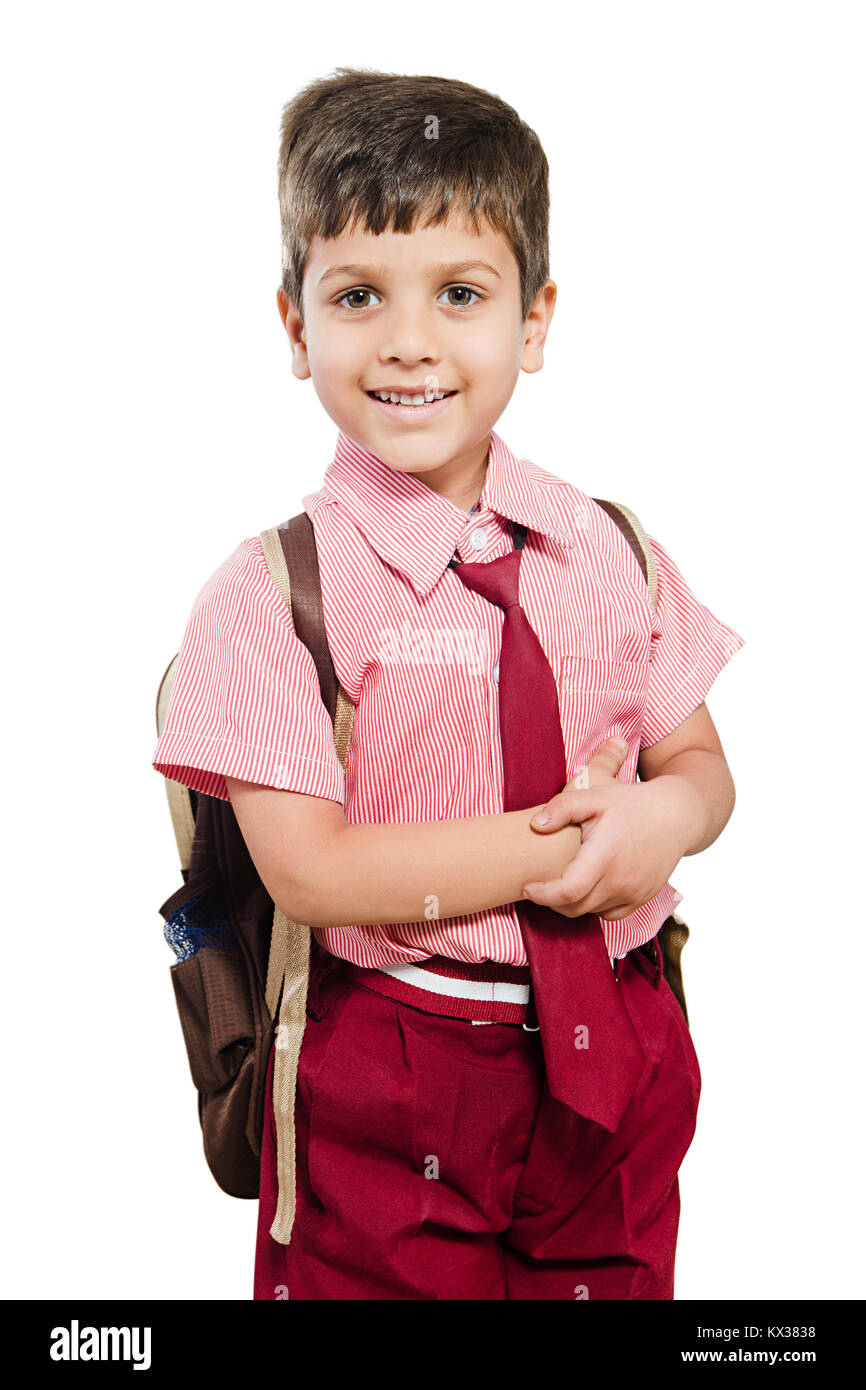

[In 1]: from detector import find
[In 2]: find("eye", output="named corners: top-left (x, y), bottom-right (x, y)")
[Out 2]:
top-left (439, 285), bottom-right (482, 309)
top-left (334, 284), bottom-right (483, 311)
top-left (336, 287), bottom-right (382, 311)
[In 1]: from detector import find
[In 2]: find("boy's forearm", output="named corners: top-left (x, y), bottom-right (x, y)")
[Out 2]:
top-left (289, 807), bottom-right (583, 929)
top-left (644, 749), bottom-right (736, 857)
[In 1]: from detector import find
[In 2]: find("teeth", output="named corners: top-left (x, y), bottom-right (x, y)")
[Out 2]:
top-left (372, 390), bottom-right (451, 405)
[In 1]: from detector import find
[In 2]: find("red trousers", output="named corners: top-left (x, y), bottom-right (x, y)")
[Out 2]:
top-left (254, 942), bottom-right (701, 1300)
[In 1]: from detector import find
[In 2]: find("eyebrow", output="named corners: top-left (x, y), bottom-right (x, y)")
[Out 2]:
top-left (317, 259), bottom-right (502, 288)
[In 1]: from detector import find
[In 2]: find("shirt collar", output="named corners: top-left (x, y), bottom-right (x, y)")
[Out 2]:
top-left (314, 428), bottom-right (582, 598)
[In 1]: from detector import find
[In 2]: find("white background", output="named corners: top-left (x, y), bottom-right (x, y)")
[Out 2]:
top-left (2, 0), bottom-right (863, 1300)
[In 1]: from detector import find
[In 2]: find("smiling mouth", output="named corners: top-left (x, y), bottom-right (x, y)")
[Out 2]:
top-left (365, 389), bottom-right (458, 408)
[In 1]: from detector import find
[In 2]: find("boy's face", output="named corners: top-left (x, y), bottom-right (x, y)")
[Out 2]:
top-left (278, 209), bottom-right (555, 500)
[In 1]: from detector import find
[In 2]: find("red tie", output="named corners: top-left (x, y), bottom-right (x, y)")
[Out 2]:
top-left (449, 522), bottom-right (645, 1131)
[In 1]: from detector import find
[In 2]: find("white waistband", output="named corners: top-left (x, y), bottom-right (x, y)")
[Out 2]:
top-left (371, 950), bottom-right (619, 1001)
top-left (373, 961), bottom-right (531, 1005)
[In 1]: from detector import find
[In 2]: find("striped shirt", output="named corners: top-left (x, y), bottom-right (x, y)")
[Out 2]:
top-left (153, 428), bottom-right (744, 963)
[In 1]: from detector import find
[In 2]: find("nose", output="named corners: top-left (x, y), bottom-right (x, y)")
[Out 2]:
top-left (377, 302), bottom-right (441, 371)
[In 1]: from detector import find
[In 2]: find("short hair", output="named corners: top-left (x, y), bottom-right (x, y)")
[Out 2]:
top-left (277, 67), bottom-right (550, 325)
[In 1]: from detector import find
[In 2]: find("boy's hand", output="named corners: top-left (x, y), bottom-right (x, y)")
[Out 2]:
top-left (523, 739), bottom-right (693, 921)
top-left (569, 736), bottom-right (631, 791)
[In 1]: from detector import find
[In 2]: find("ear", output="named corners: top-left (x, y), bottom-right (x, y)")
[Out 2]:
top-left (278, 289), bottom-right (311, 381)
top-left (521, 279), bottom-right (557, 374)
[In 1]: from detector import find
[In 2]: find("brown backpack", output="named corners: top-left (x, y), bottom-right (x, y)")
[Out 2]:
top-left (155, 501), bottom-right (691, 1240)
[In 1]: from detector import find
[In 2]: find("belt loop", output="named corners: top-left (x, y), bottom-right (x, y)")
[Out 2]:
top-left (523, 985), bottom-right (539, 1031)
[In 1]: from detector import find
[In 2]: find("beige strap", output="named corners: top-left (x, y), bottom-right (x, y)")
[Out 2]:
top-left (260, 525), bottom-right (293, 608)
top-left (264, 908), bottom-right (290, 1021)
top-left (268, 906), bottom-right (311, 1243)
top-left (258, 527), bottom-right (357, 1245)
top-left (332, 685), bottom-right (356, 766)
top-left (606, 500), bottom-right (658, 613)
top-left (156, 654), bottom-right (196, 872)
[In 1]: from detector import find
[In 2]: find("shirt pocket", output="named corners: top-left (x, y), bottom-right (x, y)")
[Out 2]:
top-left (557, 652), bottom-right (650, 763)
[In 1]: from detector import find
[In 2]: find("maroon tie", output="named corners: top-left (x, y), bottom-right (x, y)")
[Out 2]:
top-left (449, 522), bottom-right (645, 1131)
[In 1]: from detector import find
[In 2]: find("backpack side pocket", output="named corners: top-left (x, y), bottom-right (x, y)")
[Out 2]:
top-left (160, 871), bottom-right (254, 1093)
top-left (159, 870), bottom-right (262, 1197)
top-left (169, 946), bottom-right (255, 1093)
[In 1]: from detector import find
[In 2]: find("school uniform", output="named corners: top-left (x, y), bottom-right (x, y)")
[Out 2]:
top-left (153, 427), bottom-right (744, 1299)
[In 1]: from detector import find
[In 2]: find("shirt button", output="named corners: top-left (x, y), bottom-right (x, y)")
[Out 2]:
top-left (469, 526), bottom-right (486, 550)
top-left (492, 663), bottom-right (500, 683)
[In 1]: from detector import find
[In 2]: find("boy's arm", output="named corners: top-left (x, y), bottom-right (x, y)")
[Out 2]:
top-left (521, 702), bottom-right (736, 918)
top-left (225, 739), bottom-right (627, 930)
top-left (635, 701), bottom-right (735, 856)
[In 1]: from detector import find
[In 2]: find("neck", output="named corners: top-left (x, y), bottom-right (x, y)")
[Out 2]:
top-left (407, 442), bottom-right (490, 515)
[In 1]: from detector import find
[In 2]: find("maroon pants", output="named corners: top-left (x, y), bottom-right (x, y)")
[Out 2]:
top-left (254, 944), bottom-right (701, 1300)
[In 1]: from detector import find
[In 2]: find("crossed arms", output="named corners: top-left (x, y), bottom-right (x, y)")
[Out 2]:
top-left (226, 701), bottom-right (735, 931)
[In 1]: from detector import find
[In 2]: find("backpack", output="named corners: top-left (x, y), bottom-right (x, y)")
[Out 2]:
top-left (155, 500), bottom-right (691, 1240)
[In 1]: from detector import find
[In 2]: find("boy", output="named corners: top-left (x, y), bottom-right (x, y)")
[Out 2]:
top-left (153, 68), bottom-right (743, 1300)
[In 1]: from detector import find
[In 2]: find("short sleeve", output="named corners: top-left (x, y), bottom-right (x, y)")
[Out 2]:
top-left (152, 537), bottom-right (346, 803)
top-left (640, 534), bottom-right (745, 748)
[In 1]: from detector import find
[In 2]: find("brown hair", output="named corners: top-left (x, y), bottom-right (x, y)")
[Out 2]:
top-left (277, 67), bottom-right (550, 325)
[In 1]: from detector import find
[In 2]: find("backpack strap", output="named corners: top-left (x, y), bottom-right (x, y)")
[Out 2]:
top-left (259, 516), bottom-right (357, 1016)
top-left (258, 513), bottom-right (357, 1246)
top-left (591, 498), bottom-right (658, 613)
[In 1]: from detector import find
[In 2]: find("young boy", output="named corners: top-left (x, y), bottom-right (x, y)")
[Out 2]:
top-left (153, 68), bottom-right (744, 1301)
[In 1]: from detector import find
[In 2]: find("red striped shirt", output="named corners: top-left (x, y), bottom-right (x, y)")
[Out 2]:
top-left (153, 428), bottom-right (744, 962)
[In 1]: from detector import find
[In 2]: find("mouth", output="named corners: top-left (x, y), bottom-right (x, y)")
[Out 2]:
top-left (365, 388), bottom-right (458, 421)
